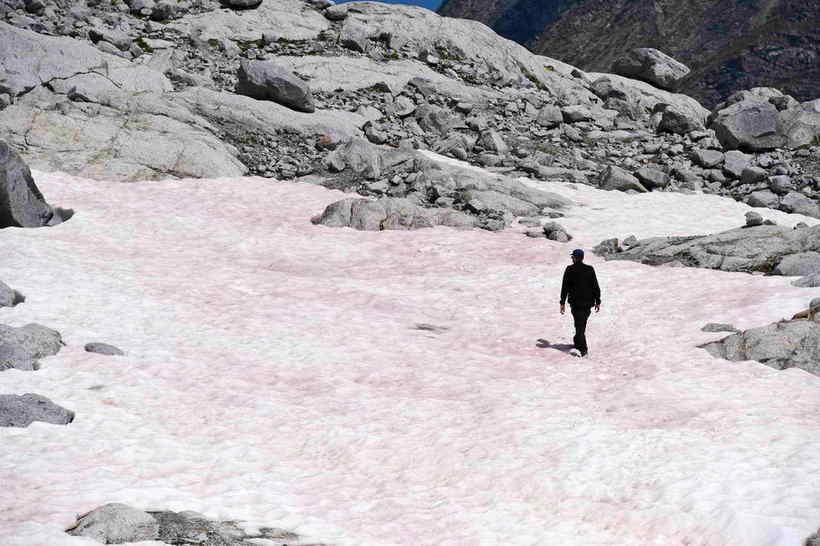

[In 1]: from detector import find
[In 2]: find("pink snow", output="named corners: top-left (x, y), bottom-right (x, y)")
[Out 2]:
top-left (1, 166), bottom-right (819, 546)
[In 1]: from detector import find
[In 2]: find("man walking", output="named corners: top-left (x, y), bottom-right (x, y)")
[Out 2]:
top-left (560, 249), bottom-right (601, 357)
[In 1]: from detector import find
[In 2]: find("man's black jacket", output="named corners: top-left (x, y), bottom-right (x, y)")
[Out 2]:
top-left (560, 262), bottom-right (601, 307)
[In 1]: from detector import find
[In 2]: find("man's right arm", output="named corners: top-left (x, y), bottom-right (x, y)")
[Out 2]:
top-left (560, 267), bottom-right (570, 305)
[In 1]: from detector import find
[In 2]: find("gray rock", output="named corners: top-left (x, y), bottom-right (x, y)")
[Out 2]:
top-left (793, 272), bottom-right (820, 287)
top-left (85, 343), bottom-right (125, 356)
top-left (542, 221), bottom-right (572, 242)
top-left (723, 150), bottom-right (753, 178)
top-left (597, 165), bottom-right (647, 193)
top-left (611, 48), bottom-right (690, 91)
top-left (311, 197), bottom-right (475, 231)
top-left (536, 105), bottom-right (563, 128)
top-left (701, 323), bottom-right (740, 333)
top-left (0, 23), bottom-right (169, 99)
top-left (235, 60), bottom-right (315, 113)
top-left (0, 343), bottom-right (38, 372)
top-left (634, 167), bottom-right (670, 190)
top-left (622, 235), bottom-right (639, 248)
top-left (672, 169), bottom-right (703, 191)
top-left (780, 192), bottom-right (820, 218)
top-left (745, 211), bottom-right (764, 227)
top-left (339, 19), bottom-right (371, 53)
top-left (593, 238), bottom-right (623, 255)
top-left (324, 4), bottom-right (347, 20)
top-left (741, 167), bottom-right (768, 185)
top-left (459, 190), bottom-right (539, 217)
top-left (224, 0), bottom-right (263, 8)
top-left (700, 320), bottom-right (820, 376)
top-left (0, 323), bottom-right (64, 371)
top-left (323, 138), bottom-right (383, 180)
top-left (602, 224), bottom-right (820, 274)
top-left (691, 149), bottom-right (724, 169)
top-left (415, 104), bottom-right (463, 137)
top-left (711, 99), bottom-right (785, 151)
top-left (0, 141), bottom-right (54, 228)
top-left (478, 130), bottom-right (509, 155)
top-left (0, 393), bottom-right (74, 427)
top-left (772, 252), bottom-right (820, 276)
top-left (0, 280), bottom-right (21, 307)
top-left (66, 503), bottom-right (159, 543)
top-left (747, 190), bottom-right (780, 209)
top-left (656, 105), bottom-right (704, 135)
top-left (768, 175), bottom-right (793, 195)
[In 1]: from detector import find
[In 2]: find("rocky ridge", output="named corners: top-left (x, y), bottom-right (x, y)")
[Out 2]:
top-left (1, 0), bottom-right (819, 230)
top-left (438, 0), bottom-right (820, 109)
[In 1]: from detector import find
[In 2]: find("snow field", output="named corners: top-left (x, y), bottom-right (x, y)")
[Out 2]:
top-left (0, 167), bottom-right (819, 545)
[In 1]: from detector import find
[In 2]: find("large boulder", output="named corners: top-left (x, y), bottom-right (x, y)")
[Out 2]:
top-left (597, 224), bottom-right (820, 274)
top-left (597, 165), bottom-right (647, 193)
top-left (0, 393), bottom-right (74, 427)
top-left (710, 89), bottom-right (820, 151)
top-left (611, 48), bottom-right (691, 91)
top-left (587, 74), bottom-right (708, 128)
top-left (772, 252), bottom-right (820, 276)
top-left (656, 104), bottom-right (705, 135)
top-left (701, 320), bottom-right (820, 377)
top-left (235, 60), bottom-right (315, 113)
top-left (0, 141), bottom-right (53, 228)
top-left (710, 99), bottom-right (784, 151)
top-left (779, 191), bottom-right (820, 218)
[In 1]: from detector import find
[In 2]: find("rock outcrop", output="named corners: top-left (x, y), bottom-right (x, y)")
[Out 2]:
top-left (0, 393), bottom-right (74, 427)
top-left (0, 140), bottom-right (55, 228)
top-left (0, 323), bottom-right (64, 372)
top-left (701, 319), bottom-right (820, 377)
top-left (594, 224), bottom-right (820, 275)
top-left (0, 0), bottom-right (817, 229)
top-left (66, 503), bottom-right (323, 545)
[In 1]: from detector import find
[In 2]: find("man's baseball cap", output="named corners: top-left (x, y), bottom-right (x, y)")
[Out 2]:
top-left (570, 249), bottom-right (584, 257)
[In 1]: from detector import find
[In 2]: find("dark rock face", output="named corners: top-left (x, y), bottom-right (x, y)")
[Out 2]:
top-left (701, 319), bottom-right (820, 377)
top-left (0, 141), bottom-right (53, 228)
top-left (0, 393), bottom-right (74, 427)
top-left (439, 0), bottom-right (820, 108)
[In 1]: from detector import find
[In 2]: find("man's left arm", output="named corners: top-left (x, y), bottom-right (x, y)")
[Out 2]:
top-left (592, 267), bottom-right (601, 311)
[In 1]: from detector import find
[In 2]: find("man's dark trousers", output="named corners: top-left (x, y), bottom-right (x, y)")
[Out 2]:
top-left (571, 304), bottom-right (592, 354)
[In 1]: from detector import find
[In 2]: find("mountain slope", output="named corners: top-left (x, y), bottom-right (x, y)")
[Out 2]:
top-left (438, 0), bottom-right (820, 107)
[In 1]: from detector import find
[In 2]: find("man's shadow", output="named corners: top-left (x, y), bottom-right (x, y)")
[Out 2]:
top-left (536, 339), bottom-right (575, 354)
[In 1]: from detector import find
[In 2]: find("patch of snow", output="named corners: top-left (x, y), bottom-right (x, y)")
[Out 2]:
top-left (1, 169), bottom-right (819, 546)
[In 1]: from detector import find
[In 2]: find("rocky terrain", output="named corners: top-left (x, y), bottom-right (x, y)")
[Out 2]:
top-left (438, 0), bottom-right (820, 108)
top-left (2, 0), bottom-right (820, 543)
top-left (1, 0), bottom-right (819, 233)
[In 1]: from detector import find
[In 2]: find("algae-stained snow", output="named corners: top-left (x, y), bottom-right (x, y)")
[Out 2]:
top-left (1, 165), bottom-right (820, 546)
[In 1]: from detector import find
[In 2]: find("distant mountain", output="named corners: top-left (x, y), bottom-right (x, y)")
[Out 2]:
top-left (438, 0), bottom-right (820, 107)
